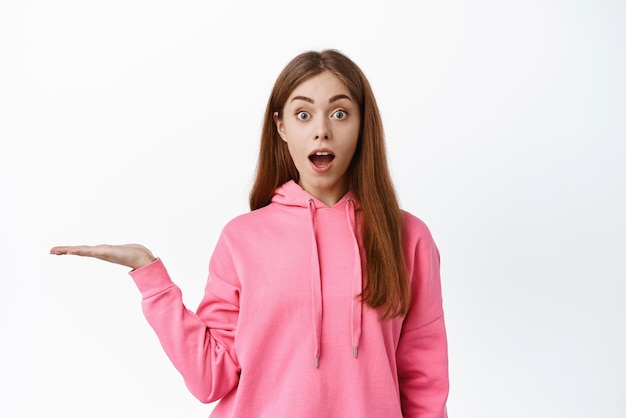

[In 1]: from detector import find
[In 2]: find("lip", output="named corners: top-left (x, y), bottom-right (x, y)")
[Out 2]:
top-left (308, 148), bottom-right (335, 158)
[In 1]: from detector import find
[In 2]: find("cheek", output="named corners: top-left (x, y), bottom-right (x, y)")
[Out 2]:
top-left (344, 132), bottom-right (360, 157)
top-left (285, 141), bottom-right (305, 166)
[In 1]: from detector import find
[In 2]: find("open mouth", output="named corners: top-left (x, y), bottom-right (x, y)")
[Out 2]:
top-left (308, 151), bottom-right (335, 168)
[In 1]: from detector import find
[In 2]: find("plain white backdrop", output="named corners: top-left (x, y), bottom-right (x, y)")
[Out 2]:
top-left (1, 0), bottom-right (624, 417)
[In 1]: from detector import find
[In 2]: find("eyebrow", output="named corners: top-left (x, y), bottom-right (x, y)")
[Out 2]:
top-left (290, 94), bottom-right (353, 104)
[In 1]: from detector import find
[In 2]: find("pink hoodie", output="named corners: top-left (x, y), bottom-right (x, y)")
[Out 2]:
top-left (130, 181), bottom-right (448, 417)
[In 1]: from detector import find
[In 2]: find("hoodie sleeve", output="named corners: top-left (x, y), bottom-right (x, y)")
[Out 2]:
top-left (396, 217), bottom-right (449, 418)
top-left (130, 249), bottom-right (241, 404)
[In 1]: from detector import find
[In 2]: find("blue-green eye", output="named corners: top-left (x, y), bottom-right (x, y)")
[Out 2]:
top-left (333, 110), bottom-right (347, 120)
top-left (296, 111), bottom-right (310, 120)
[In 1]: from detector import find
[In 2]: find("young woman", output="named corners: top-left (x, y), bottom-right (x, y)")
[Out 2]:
top-left (51, 49), bottom-right (449, 417)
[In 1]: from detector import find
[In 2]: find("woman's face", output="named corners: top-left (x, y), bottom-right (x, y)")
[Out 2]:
top-left (274, 71), bottom-right (360, 207)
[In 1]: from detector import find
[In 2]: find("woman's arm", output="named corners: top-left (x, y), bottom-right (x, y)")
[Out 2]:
top-left (396, 218), bottom-right (449, 417)
top-left (50, 243), bottom-right (241, 403)
top-left (131, 258), bottom-right (240, 402)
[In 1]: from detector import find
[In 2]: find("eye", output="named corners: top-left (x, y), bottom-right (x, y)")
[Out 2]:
top-left (296, 111), bottom-right (310, 120)
top-left (332, 110), bottom-right (347, 120)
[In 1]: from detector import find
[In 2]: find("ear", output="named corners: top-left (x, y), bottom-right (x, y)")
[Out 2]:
top-left (274, 112), bottom-right (287, 142)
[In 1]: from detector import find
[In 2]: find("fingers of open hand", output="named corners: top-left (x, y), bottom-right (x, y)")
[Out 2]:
top-left (50, 244), bottom-right (115, 260)
top-left (50, 245), bottom-right (94, 256)
top-left (50, 244), bottom-right (155, 269)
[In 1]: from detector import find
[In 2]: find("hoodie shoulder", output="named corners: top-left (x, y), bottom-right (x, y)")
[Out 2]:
top-left (401, 210), bottom-right (435, 241)
top-left (220, 205), bottom-right (274, 235)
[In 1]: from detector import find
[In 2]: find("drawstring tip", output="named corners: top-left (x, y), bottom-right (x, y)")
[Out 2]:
top-left (314, 357), bottom-right (319, 368)
top-left (353, 347), bottom-right (358, 358)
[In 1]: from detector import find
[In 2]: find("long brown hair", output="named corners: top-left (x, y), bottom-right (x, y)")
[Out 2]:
top-left (249, 49), bottom-right (409, 319)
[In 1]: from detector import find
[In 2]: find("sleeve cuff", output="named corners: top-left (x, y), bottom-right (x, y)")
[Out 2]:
top-left (128, 257), bottom-right (175, 298)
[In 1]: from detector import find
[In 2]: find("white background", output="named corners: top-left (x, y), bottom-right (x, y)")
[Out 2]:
top-left (1, 1), bottom-right (624, 417)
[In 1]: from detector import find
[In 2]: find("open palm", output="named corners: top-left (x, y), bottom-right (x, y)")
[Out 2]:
top-left (50, 243), bottom-right (156, 270)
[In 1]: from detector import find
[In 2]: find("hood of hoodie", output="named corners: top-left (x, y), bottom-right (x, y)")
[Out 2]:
top-left (270, 179), bottom-right (354, 209)
top-left (271, 180), bottom-right (363, 368)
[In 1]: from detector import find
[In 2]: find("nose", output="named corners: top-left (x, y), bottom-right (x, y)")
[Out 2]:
top-left (314, 118), bottom-right (331, 141)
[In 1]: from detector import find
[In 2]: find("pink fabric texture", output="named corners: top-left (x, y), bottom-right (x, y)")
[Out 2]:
top-left (130, 180), bottom-right (449, 417)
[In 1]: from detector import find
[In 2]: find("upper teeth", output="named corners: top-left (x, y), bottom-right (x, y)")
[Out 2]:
top-left (315, 152), bottom-right (329, 156)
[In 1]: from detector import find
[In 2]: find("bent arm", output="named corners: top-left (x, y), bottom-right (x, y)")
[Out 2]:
top-left (130, 258), bottom-right (240, 403)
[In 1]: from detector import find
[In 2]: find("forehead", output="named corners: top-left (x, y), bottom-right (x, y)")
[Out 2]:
top-left (288, 71), bottom-right (351, 101)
